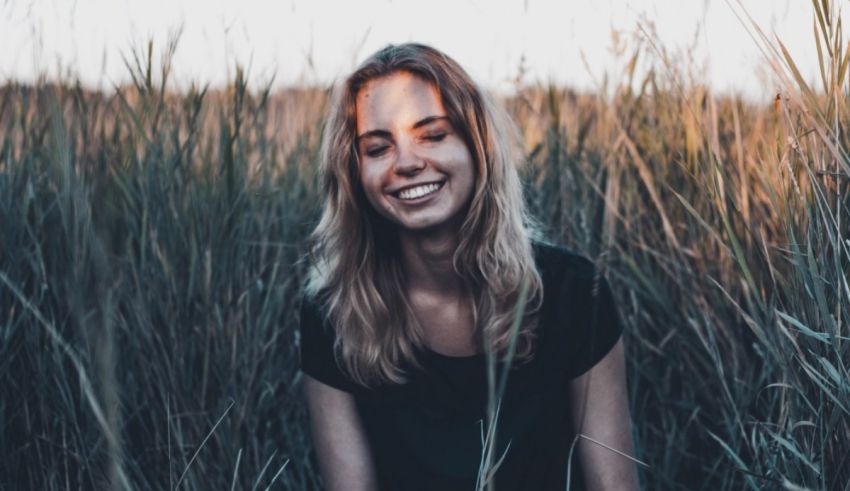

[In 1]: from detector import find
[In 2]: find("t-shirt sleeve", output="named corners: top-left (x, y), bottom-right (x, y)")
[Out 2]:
top-left (563, 261), bottom-right (625, 379)
top-left (299, 295), bottom-right (358, 393)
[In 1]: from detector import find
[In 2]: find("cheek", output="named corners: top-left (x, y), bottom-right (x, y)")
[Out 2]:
top-left (359, 164), bottom-right (387, 202)
top-left (430, 140), bottom-right (474, 172)
top-left (449, 145), bottom-right (476, 183)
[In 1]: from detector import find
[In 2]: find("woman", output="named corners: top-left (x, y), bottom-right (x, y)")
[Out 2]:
top-left (300, 43), bottom-right (637, 490)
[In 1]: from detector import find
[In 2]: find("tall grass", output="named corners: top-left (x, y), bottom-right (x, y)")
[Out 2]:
top-left (0, 46), bottom-right (324, 489)
top-left (1, 1), bottom-right (848, 489)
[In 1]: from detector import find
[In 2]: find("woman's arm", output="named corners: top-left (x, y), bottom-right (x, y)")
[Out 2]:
top-left (568, 337), bottom-right (639, 491)
top-left (303, 374), bottom-right (379, 491)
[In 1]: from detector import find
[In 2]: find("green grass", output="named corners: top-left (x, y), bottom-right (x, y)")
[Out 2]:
top-left (1, 2), bottom-right (849, 489)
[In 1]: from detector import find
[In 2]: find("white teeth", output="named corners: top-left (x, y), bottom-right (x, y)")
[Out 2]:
top-left (397, 182), bottom-right (441, 200)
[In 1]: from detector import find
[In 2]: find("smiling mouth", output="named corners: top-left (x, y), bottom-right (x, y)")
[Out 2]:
top-left (393, 181), bottom-right (444, 200)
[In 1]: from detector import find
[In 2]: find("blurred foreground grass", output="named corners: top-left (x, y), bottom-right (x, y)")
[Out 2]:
top-left (1, 2), bottom-right (849, 489)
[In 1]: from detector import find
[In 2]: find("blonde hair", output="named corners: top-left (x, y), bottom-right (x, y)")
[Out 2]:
top-left (306, 43), bottom-right (543, 387)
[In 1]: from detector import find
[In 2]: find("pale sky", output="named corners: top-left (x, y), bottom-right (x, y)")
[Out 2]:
top-left (0, 0), bottom-right (824, 99)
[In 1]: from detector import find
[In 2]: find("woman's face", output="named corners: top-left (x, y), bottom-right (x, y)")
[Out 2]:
top-left (355, 71), bottom-right (475, 236)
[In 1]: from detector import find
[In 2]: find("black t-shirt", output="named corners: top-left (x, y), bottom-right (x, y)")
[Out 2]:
top-left (299, 242), bottom-right (624, 490)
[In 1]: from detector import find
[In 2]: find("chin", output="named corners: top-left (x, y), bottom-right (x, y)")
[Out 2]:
top-left (398, 213), bottom-right (464, 236)
top-left (397, 219), bottom-right (442, 232)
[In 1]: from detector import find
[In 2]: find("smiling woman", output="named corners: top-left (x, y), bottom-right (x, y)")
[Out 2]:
top-left (299, 43), bottom-right (638, 490)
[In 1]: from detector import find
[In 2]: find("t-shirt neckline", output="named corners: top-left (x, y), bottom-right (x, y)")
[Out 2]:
top-left (423, 345), bottom-right (485, 361)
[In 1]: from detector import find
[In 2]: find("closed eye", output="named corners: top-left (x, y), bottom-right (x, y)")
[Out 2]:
top-left (366, 145), bottom-right (389, 157)
top-left (423, 133), bottom-right (446, 142)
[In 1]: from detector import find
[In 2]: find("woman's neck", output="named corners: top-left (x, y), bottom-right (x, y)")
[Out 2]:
top-left (398, 228), bottom-right (464, 295)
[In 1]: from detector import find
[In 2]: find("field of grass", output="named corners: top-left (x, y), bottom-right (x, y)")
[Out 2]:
top-left (1, 2), bottom-right (849, 490)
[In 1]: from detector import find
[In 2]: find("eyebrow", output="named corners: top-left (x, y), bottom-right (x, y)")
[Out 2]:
top-left (356, 115), bottom-right (449, 142)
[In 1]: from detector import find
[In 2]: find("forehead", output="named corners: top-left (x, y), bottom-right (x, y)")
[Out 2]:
top-left (355, 71), bottom-right (446, 133)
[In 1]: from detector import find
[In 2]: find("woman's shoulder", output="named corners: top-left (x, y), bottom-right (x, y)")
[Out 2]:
top-left (531, 240), bottom-right (624, 379)
top-left (531, 240), bottom-right (598, 280)
top-left (299, 288), bottom-right (328, 329)
top-left (298, 289), bottom-right (364, 393)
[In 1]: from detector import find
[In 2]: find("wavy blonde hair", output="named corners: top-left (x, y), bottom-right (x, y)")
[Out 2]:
top-left (306, 43), bottom-right (543, 387)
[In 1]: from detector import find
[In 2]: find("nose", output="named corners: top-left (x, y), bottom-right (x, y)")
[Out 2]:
top-left (394, 139), bottom-right (426, 176)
